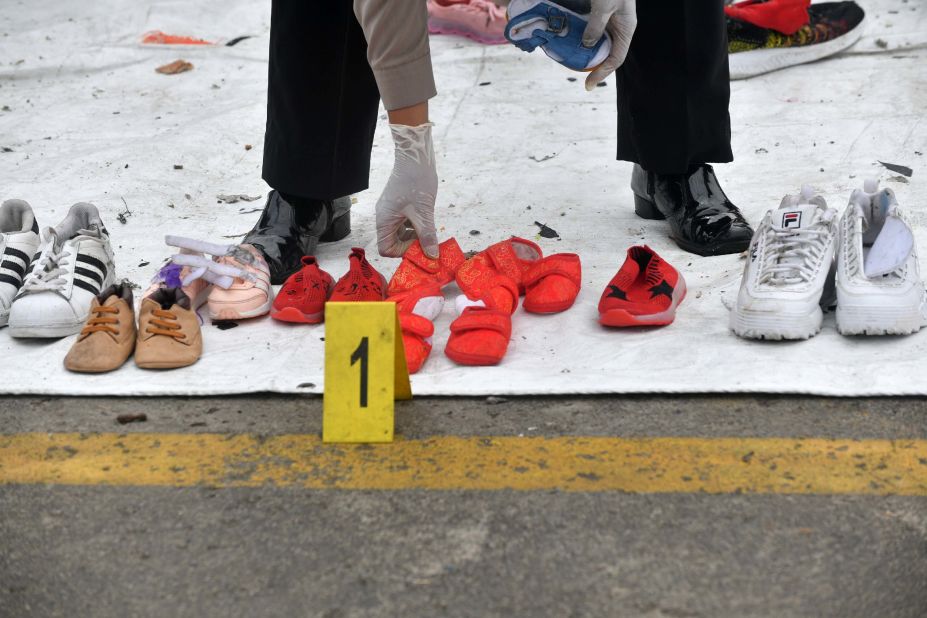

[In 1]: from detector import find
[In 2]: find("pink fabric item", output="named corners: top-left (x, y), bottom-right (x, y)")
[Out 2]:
top-left (427, 0), bottom-right (508, 45)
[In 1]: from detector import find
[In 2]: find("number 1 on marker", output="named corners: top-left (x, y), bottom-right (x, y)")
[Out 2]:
top-left (351, 336), bottom-right (369, 408)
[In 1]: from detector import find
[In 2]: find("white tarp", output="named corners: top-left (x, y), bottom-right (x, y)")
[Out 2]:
top-left (1, 0), bottom-right (925, 396)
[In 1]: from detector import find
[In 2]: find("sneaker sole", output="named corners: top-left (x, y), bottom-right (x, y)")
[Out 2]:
top-left (135, 358), bottom-right (199, 370)
top-left (729, 19), bottom-right (865, 80)
top-left (8, 319), bottom-right (85, 338)
top-left (730, 304), bottom-right (823, 341)
top-left (599, 277), bottom-right (687, 327)
top-left (210, 300), bottom-right (272, 321)
top-left (270, 306), bottom-right (324, 324)
top-left (836, 299), bottom-right (927, 336)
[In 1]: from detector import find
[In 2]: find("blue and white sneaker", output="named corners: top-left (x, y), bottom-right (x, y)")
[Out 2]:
top-left (505, 0), bottom-right (612, 71)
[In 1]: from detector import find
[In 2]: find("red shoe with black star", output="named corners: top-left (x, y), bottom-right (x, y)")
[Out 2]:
top-left (598, 245), bottom-right (686, 327)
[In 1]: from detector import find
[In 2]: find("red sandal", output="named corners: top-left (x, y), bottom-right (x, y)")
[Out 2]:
top-left (388, 238), bottom-right (466, 297)
top-left (390, 284), bottom-right (445, 374)
top-left (523, 253), bottom-right (582, 314)
top-left (455, 237), bottom-right (542, 298)
top-left (445, 275), bottom-right (519, 366)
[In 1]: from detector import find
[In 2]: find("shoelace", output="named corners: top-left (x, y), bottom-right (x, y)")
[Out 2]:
top-left (146, 308), bottom-right (186, 340)
top-left (165, 238), bottom-right (258, 289)
top-left (81, 304), bottom-right (120, 336)
top-left (20, 247), bottom-right (72, 294)
top-left (759, 227), bottom-right (829, 285)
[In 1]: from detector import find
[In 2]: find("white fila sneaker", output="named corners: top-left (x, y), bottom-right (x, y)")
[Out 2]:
top-left (835, 179), bottom-right (927, 336)
top-left (0, 200), bottom-right (41, 327)
top-left (731, 186), bottom-right (838, 340)
top-left (8, 202), bottom-right (116, 338)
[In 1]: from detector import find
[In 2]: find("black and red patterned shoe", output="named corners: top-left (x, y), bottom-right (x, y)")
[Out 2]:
top-left (329, 248), bottom-right (387, 303)
top-left (727, 0), bottom-right (866, 79)
top-left (598, 246), bottom-right (687, 327)
top-left (270, 256), bottom-right (334, 324)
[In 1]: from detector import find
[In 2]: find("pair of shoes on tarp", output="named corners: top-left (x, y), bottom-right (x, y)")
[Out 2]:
top-left (269, 247), bottom-right (389, 324)
top-left (730, 180), bottom-right (927, 340)
top-left (389, 237), bottom-right (583, 372)
top-left (64, 283), bottom-right (202, 372)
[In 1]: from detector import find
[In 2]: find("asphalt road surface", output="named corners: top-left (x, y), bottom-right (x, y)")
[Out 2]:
top-left (2, 395), bottom-right (926, 618)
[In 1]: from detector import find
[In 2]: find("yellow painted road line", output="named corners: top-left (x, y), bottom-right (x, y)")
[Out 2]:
top-left (1, 433), bottom-right (926, 495)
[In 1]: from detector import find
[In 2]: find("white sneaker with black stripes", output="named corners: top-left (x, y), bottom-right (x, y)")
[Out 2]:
top-left (8, 202), bottom-right (116, 338)
top-left (0, 199), bottom-right (42, 327)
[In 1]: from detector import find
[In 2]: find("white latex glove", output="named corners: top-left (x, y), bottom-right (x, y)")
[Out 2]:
top-left (582, 0), bottom-right (637, 91)
top-left (376, 123), bottom-right (440, 259)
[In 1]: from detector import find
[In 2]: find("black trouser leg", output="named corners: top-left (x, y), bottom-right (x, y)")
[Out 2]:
top-left (262, 0), bottom-right (381, 200)
top-left (615, 0), bottom-right (732, 175)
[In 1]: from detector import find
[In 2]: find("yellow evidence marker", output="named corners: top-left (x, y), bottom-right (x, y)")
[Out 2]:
top-left (323, 302), bottom-right (411, 443)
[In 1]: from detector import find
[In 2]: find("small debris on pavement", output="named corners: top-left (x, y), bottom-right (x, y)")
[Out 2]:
top-left (138, 261), bottom-right (149, 268)
top-left (217, 193), bottom-right (261, 204)
top-left (116, 413), bottom-right (147, 424)
top-left (297, 382), bottom-right (316, 389)
top-left (142, 31), bottom-right (214, 45)
top-left (1, 147), bottom-right (12, 153)
top-left (486, 396), bottom-right (508, 405)
top-left (173, 164), bottom-right (184, 170)
top-left (534, 221), bottom-right (560, 239)
top-left (875, 38), bottom-right (888, 49)
top-left (244, 144), bottom-right (252, 151)
top-left (469, 229), bottom-right (481, 236)
top-left (878, 160), bottom-right (913, 177)
top-left (529, 152), bottom-right (558, 163)
top-left (155, 59), bottom-right (194, 75)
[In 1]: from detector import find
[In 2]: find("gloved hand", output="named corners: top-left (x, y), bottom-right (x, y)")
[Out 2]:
top-left (376, 123), bottom-right (440, 259)
top-left (582, 0), bottom-right (637, 91)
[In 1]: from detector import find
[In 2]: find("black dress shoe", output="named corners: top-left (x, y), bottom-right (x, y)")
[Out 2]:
top-left (243, 190), bottom-right (351, 284)
top-left (630, 164), bottom-right (754, 256)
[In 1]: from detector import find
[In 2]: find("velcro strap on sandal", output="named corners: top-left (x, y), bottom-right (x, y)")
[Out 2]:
top-left (400, 241), bottom-right (440, 275)
top-left (439, 238), bottom-right (466, 277)
top-left (524, 253), bottom-right (582, 287)
top-left (485, 242), bottom-right (527, 284)
top-left (449, 308), bottom-right (512, 337)
top-left (399, 313), bottom-right (434, 339)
